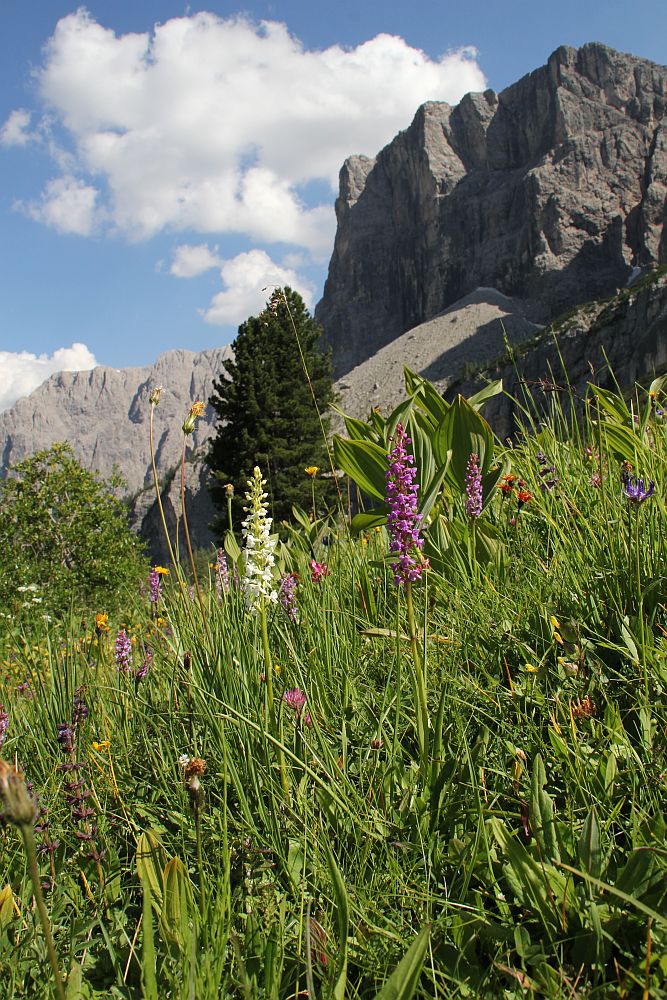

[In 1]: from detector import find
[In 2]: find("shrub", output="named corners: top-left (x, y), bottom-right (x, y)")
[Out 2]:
top-left (0, 442), bottom-right (147, 620)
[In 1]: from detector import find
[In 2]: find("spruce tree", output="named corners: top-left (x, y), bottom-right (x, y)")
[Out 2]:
top-left (207, 287), bottom-right (336, 536)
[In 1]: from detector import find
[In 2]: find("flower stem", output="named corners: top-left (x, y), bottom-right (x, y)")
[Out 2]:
top-left (260, 598), bottom-right (274, 723)
top-left (260, 599), bottom-right (289, 794)
top-left (405, 580), bottom-right (429, 773)
top-left (20, 823), bottom-right (65, 1000)
top-left (149, 404), bottom-right (180, 577)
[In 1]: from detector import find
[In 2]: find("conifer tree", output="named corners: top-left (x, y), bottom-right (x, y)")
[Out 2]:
top-left (207, 287), bottom-right (336, 536)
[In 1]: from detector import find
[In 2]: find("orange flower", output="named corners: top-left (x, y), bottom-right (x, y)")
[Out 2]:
top-left (497, 474), bottom-right (517, 495)
top-left (516, 489), bottom-right (533, 505)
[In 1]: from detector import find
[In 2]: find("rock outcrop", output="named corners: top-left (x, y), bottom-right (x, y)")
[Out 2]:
top-left (0, 347), bottom-right (232, 556)
top-left (317, 43), bottom-right (667, 375)
top-left (449, 267), bottom-right (667, 440)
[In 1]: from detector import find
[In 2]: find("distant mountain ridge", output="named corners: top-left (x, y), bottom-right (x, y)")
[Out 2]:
top-left (316, 42), bottom-right (667, 374)
top-left (0, 347), bottom-right (232, 559)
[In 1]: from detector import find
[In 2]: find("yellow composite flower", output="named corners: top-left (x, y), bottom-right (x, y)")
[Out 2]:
top-left (154, 566), bottom-right (170, 576)
top-left (95, 612), bottom-right (109, 634)
top-left (92, 740), bottom-right (111, 751)
top-left (304, 466), bottom-right (320, 477)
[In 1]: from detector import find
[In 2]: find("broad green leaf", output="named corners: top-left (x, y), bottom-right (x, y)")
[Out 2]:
top-left (419, 455), bottom-right (451, 522)
top-left (159, 856), bottom-right (193, 949)
top-left (404, 367), bottom-right (450, 425)
top-left (530, 754), bottom-right (560, 862)
top-left (481, 462), bottom-right (509, 512)
top-left (467, 379), bottom-right (503, 411)
top-left (489, 819), bottom-right (574, 933)
top-left (224, 528), bottom-right (242, 564)
top-left (434, 395), bottom-right (495, 490)
top-left (0, 886), bottom-right (14, 930)
top-left (325, 844), bottom-right (349, 1000)
top-left (407, 419), bottom-right (435, 506)
top-left (615, 848), bottom-right (657, 898)
top-left (141, 877), bottom-right (159, 1000)
top-left (578, 807), bottom-right (601, 878)
top-left (136, 830), bottom-right (168, 914)
top-left (589, 384), bottom-right (631, 425)
top-left (338, 410), bottom-right (383, 445)
top-left (351, 511), bottom-right (388, 533)
top-left (333, 436), bottom-right (388, 502)
top-left (291, 505), bottom-right (313, 532)
top-left (598, 422), bottom-right (643, 465)
top-left (373, 924), bottom-right (431, 1000)
top-left (648, 373), bottom-right (667, 398)
top-left (385, 397), bottom-right (416, 444)
top-left (472, 520), bottom-right (504, 568)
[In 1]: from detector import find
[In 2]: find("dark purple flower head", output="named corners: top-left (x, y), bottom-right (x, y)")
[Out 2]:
top-left (136, 645), bottom-right (153, 681)
top-left (148, 568), bottom-right (161, 604)
top-left (465, 453), bottom-right (483, 518)
top-left (114, 629), bottom-right (133, 671)
top-left (57, 724), bottom-right (74, 753)
top-left (624, 476), bottom-right (655, 504)
top-left (72, 696), bottom-right (89, 730)
top-left (385, 424), bottom-right (427, 585)
top-left (279, 572), bottom-right (299, 622)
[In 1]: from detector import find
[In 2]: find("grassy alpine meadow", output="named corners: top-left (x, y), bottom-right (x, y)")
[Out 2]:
top-left (0, 369), bottom-right (666, 999)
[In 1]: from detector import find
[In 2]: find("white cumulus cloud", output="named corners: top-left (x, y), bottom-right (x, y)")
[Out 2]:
top-left (24, 174), bottom-right (99, 235)
top-left (0, 109), bottom-right (34, 147)
top-left (17, 9), bottom-right (485, 251)
top-left (170, 243), bottom-right (222, 278)
top-left (203, 250), bottom-right (314, 326)
top-left (0, 343), bottom-right (98, 412)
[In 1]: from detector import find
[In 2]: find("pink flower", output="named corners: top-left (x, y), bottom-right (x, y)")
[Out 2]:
top-left (309, 560), bottom-right (330, 584)
top-left (283, 688), bottom-right (306, 713)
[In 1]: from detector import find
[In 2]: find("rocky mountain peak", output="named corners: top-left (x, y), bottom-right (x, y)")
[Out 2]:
top-left (316, 43), bottom-right (667, 375)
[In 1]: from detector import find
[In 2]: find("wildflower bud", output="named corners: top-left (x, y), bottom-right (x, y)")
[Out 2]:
top-left (0, 759), bottom-right (38, 826)
top-left (182, 757), bottom-right (206, 816)
top-left (149, 385), bottom-right (164, 406)
top-left (182, 401), bottom-right (205, 436)
top-left (224, 483), bottom-right (234, 499)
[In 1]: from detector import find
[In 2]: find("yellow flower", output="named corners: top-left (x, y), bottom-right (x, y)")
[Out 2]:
top-left (154, 566), bottom-right (170, 575)
top-left (95, 612), bottom-right (109, 634)
top-left (92, 740), bottom-right (110, 751)
top-left (182, 401), bottom-right (205, 435)
top-left (525, 663), bottom-right (538, 673)
top-left (553, 632), bottom-right (564, 645)
top-left (273, 663), bottom-right (282, 675)
top-left (304, 466), bottom-right (319, 477)
top-left (550, 615), bottom-right (560, 629)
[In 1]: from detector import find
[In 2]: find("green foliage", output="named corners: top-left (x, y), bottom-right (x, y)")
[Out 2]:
top-left (207, 287), bottom-right (336, 535)
top-left (335, 368), bottom-right (506, 577)
top-left (1, 373), bottom-right (667, 998)
top-left (0, 442), bottom-right (146, 620)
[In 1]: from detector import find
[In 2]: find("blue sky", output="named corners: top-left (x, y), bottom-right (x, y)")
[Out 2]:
top-left (1, 0), bottom-right (666, 409)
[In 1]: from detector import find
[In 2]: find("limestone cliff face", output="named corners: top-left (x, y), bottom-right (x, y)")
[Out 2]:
top-left (317, 43), bottom-right (667, 375)
top-left (0, 347), bottom-right (232, 556)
